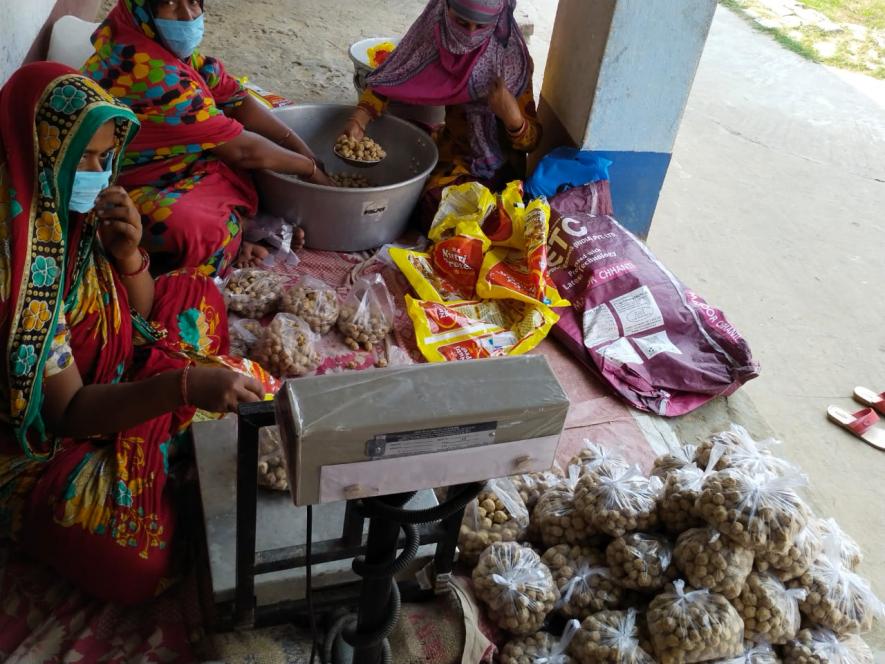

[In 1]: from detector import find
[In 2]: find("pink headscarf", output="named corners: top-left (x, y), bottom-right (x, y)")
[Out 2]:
top-left (367, 0), bottom-right (530, 178)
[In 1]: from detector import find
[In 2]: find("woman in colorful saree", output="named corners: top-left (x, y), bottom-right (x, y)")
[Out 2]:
top-left (0, 62), bottom-right (269, 604)
top-left (344, 0), bottom-right (542, 229)
top-left (82, 0), bottom-right (332, 277)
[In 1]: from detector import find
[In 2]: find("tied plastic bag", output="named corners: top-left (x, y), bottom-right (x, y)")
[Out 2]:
top-left (280, 275), bottom-right (339, 334)
top-left (337, 273), bottom-right (394, 349)
top-left (458, 478), bottom-right (530, 566)
top-left (755, 519), bottom-right (823, 583)
top-left (694, 424), bottom-right (796, 478)
top-left (568, 440), bottom-right (629, 479)
top-left (500, 620), bottom-right (580, 664)
top-left (542, 544), bottom-right (621, 618)
top-left (606, 533), bottom-right (675, 592)
top-left (817, 517), bottom-right (863, 570)
top-left (789, 533), bottom-right (884, 634)
top-left (533, 465), bottom-right (597, 547)
top-left (257, 426), bottom-right (288, 491)
top-left (647, 580), bottom-right (745, 663)
top-left (511, 467), bottom-right (564, 511)
top-left (650, 443), bottom-right (699, 481)
top-left (673, 527), bottom-right (753, 600)
top-left (712, 642), bottom-right (780, 664)
top-left (732, 572), bottom-right (805, 645)
top-left (782, 628), bottom-right (874, 664)
top-left (229, 318), bottom-right (262, 357)
top-left (575, 465), bottom-right (662, 538)
top-left (696, 468), bottom-right (811, 556)
top-left (569, 609), bottom-right (656, 664)
top-left (250, 313), bottom-right (320, 378)
top-left (223, 268), bottom-right (285, 319)
top-left (472, 542), bottom-right (559, 635)
top-left (659, 443), bottom-right (724, 534)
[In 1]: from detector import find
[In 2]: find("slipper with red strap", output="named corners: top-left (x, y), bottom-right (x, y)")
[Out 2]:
top-left (827, 405), bottom-right (885, 451)
top-left (853, 386), bottom-right (885, 416)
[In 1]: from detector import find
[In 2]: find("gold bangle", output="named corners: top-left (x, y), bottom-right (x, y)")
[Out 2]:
top-left (308, 158), bottom-right (317, 179)
top-left (280, 129), bottom-right (292, 144)
top-left (507, 117), bottom-right (528, 137)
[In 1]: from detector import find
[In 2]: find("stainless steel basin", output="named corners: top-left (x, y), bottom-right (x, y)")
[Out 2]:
top-left (255, 104), bottom-right (439, 252)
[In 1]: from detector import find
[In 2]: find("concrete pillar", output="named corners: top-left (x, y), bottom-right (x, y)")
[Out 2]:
top-left (0, 0), bottom-right (101, 85)
top-left (534, 0), bottom-right (716, 237)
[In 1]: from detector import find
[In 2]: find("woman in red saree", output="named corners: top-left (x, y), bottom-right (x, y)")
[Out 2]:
top-left (83, 0), bottom-right (332, 277)
top-left (0, 62), bottom-right (273, 604)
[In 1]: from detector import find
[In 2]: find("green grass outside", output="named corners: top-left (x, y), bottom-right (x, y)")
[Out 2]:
top-left (720, 0), bottom-right (885, 79)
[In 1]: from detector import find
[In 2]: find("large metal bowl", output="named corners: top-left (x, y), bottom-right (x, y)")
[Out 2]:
top-left (255, 104), bottom-right (438, 252)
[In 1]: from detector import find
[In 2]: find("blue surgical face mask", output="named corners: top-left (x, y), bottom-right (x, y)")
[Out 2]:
top-left (154, 14), bottom-right (205, 60)
top-left (69, 156), bottom-right (113, 214)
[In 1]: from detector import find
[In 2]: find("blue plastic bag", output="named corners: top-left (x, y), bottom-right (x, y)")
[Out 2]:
top-left (525, 147), bottom-right (612, 199)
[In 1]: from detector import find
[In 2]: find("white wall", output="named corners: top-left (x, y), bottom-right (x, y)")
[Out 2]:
top-left (0, 0), bottom-right (57, 85)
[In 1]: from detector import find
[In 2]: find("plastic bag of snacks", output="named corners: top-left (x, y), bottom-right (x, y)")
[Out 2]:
top-left (568, 440), bottom-right (629, 479)
top-left (472, 542), bottom-right (559, 635)
top-left (250, 313), bottom-right (320, 378)
top-left (650, 444), bottom-right (699, 481)
top-left (696, 468), bottom-right (810, 555)
top-left (575, 465), bottom-right (662, 538)
top-left (755, 519), bottom-right (822, 583)
top-left (782, 628), bottom-right (873, 664)
top-left (647, 580), bottom-right (745, 663)
top-left (542, 544), bottom-right (621, 618)
top-left (789, 534), bottom-right (883, 634)
top-left (224, 268), bottom-right (285, 318)
top-left (673, 527), bottom-right (753, 600)
top-left (569, 609), bottom-right (655, 664)
top-left (694, 425), bottom-right (795, 479)
top-left (817, 517), bottom-right (863, 570)
top-left (606, 533), bottom-right (675, 593)
top-left (229, 318), bottom-right (262, 357)
top-left (500, 620), bottom-right (581, 664)
top-left (337, 273), bottom-right (395, 350)
top-left (533, 465), bottom-right (597, 547)
top-left (711, 642), bottom-right (780, 663)
top-left (511, 467), bottom-right (564, 511)
top-left (458, 478), bottom-right (530, 565)
top-left (732, 572), bottom-right (805, 645)
top-left (280, 275), bottom-right (339, 334)
top-left (659, 444), bottom-right (723, 534)
top-left (257, 426), bottom-right (288, 491)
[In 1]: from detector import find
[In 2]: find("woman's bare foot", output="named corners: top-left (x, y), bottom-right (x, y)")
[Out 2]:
top-left (235, 241), bottom-right (271, 268)
top-left (290, 225), bottom-right (306, 252)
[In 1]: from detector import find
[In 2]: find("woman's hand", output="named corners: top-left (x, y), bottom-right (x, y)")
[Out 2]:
top-left (307, 166), bottom-right (335, 187)
top-left (96, 186), bottom-right (143, 264)
top-left (487, 77), bottom-right (524, 131)
top-left (187, 366), bottom-right (264, 413)
top-left (343, 117), bottom-right (366, 141)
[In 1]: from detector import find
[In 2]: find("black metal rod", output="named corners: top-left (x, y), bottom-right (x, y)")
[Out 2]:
top-left (342, 500), bottom-right (365, 548)
top-left (432, 487), bottom-right (469, 589)
top-left (353, 499), bottom-right (403, 664)
top-left (254, 522), bottom-right (449, 575)
top-left (233, 401), bottom-right (276, 629)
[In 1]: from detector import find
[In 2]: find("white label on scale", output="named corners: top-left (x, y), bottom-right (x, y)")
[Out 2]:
top-left (365, 422), bottom-right (497, 459)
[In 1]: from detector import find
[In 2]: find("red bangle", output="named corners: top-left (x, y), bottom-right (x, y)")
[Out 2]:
top-left (180, 364), bottom-right (192, 407)
top-left (119, 247), bottom-right (150, 278)
top-left (507, 117), bottom-right (528, 138)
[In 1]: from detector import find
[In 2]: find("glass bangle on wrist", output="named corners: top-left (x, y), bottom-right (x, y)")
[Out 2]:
top-left (118, 247), bottom-right (150, 278)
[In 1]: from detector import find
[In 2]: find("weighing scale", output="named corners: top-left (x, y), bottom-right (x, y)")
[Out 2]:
top-left (194, 356), bottom-right (570, 664)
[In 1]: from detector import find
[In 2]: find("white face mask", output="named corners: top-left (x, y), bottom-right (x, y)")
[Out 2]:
top-left (154, 14), bottom-right (205, 59)
top-left (69, 156), bottom-right (113, 213)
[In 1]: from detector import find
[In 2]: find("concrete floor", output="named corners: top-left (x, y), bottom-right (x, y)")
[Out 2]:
top-left (193, 0), bottom-right (885, 652)
top-left (651, 7), bottom-right (885, 653)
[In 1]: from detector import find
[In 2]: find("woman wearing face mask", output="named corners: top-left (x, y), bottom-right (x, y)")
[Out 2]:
top-left (343, 0), bottom-right (541, 229)
top-left (83, 0), bottom-right (332, 278)
top-left (0, 62), bottom-right (274, 603)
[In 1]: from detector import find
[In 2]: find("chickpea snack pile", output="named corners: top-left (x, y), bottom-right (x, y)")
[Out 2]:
top-left (335, 134), bottom-right (387, 163)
